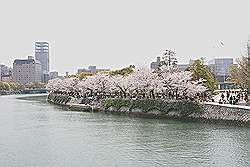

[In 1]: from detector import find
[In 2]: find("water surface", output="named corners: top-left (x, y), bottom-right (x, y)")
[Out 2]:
top-left (0, 94), bottom-right (249, 167)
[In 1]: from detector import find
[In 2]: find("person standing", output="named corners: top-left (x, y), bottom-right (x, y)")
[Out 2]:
top-left (221, 92), bottom-right (225, 101)
top-left (229, 95), bottom-right (233, 105)
top-left (226, 91), bottom-right (230, 101)
top-left (244, 93), bottom-right (248, 103)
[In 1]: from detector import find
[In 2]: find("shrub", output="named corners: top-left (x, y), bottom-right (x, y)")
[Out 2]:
top-left (102, 98), bottom-right (203, 116)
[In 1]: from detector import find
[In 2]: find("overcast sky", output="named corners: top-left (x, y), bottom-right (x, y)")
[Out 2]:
top-left (0, 0), bottom-right (249, 75)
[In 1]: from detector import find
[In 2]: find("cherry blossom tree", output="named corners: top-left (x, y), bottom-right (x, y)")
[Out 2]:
top-left (60, 77), bottom-right (79, 93)
top-left (110, 75), bottom-right (135, 98)
top-left (128, 66), bottom-right (160, 98)
top-left (46, 78), bottom-right (64, 92)
top-left (46, 65), bottom-right (207, 101)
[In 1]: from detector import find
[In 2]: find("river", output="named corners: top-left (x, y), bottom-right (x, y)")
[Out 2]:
top-left (0, 94), bottom-right (249, 167)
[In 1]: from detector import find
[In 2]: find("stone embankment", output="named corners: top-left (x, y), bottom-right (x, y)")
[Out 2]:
top-left (200, 102), bottom-right (250, 123)
top-left (47, 93), bottom-right (250, 125)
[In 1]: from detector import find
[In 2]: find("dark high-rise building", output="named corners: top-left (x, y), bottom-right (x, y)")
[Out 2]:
top-left (35, 42), bottom-right (49, 73)
top-left (208, 58), bottom-right (233, 82)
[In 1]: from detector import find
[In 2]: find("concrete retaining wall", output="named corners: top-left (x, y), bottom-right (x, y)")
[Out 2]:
top-left (47, 94), bottom-right (250, 125)
top-left (198, 103), bottom-right (250, 123)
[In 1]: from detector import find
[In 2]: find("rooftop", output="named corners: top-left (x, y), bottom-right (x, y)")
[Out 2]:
top-left (13, 59), bottom-right (41, 65)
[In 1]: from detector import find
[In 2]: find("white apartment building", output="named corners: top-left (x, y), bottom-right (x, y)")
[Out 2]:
top-left (13, 57), bottom-right (42, 84)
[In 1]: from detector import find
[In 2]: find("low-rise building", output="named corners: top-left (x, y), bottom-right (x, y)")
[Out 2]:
top-left (50, 71), bottom-right (59, 80)
top-left (177, 64), bottom-right (189, 71)
top-left (77, 66), bottom-right (109, 74)
top-left (150, 57), bottom-right (161, 70)
top-left (77, 68), bottom-right (89, 74)
top-left (42, 73), bottom-right (50, 83)
top-left (1, 74), bottom-right (12, 82)
top-left (151, 57), bottom-right (190, 71)
top-left (0, 64), bottom-right (12, 81)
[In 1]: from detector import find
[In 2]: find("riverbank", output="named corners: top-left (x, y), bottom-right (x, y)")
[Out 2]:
top-left (0, 89), bottom-right (48, 96)
top-left (47, 93), bottom-right (250, 125)
top-left (0, 90), bottom-right (21, 95)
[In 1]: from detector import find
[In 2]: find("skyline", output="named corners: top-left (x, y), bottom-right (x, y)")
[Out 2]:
top-left (0, 0), bottom-right (250, 75)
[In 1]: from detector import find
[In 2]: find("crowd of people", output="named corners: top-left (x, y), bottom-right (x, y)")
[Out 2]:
top-left (218, 90), bottom-right (248, 105)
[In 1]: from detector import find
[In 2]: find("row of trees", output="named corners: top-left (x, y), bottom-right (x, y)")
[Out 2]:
top-left (0, 81), bottom-right (46, 91)
top-left (47, 64), bottom-right (208, 101)
top-left (0, 82), bottom-right (23, 91)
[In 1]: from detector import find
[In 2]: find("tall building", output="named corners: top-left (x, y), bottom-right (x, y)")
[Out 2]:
top-left (35, 42), bottom-right (49, 73)
top-left (13, 56), bottom-right (42, 84)
top-left (208, 58), bottom-right (233, 82)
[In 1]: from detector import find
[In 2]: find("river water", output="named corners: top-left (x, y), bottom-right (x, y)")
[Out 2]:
top-left (0, 94), bottom-right (249, 167)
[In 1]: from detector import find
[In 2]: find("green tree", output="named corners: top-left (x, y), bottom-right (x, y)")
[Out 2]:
top-left (229, 56), bottom-right (250, 90)
top-left (77, 71), bottom-right (94, 80)
top-left (153, 49), bottom-right (179, 74)
top-left (25, 82), bottom-right (45, 89)
top-left (228, 39), bottom-right (250, 103)
top-left (8, 82), bottom-right (17, 90)
top-left (162, 49), bottom-right (178, 66)
top-left (0, 81), bottom-right (24, 91)
top-left (109, 65), bottom-right (135, 76)
top-left (0, 82), bottom-right (10, 91)
top-left (188, 59), bottom-right (217, 92)
top-left (228, 64), bottom-right (241, 84)
top-left (14, 82), bottom-right (24, 90)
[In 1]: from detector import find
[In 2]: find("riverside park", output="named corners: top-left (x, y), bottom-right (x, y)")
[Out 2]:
top-left (0, 54), bottom-right (250, 167)
top-left (1, 0), bottom-right (250, 166)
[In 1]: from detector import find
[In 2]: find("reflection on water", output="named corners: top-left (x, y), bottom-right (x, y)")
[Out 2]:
top-left (0, 94), bottom-right (249, 167)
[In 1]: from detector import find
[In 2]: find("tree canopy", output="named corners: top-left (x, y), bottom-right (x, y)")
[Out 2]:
top-left (0, 81), bottom-right (45, 91)
top-left (77, 71), bottom-right (94, 80)
top-left (188, 59), bottom-right (217, 92)
top-left (47, 65), bottom-right (207, 101)
top-left (109, 65), bottom-right (135, 76)
top-left (228, 55), bottom-right (250, 90)
top-left (0, 81), bottom-right (24, 91)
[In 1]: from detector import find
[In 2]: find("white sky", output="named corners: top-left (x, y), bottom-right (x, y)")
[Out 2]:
top-left (0, 0), bottom-right (249, 75)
